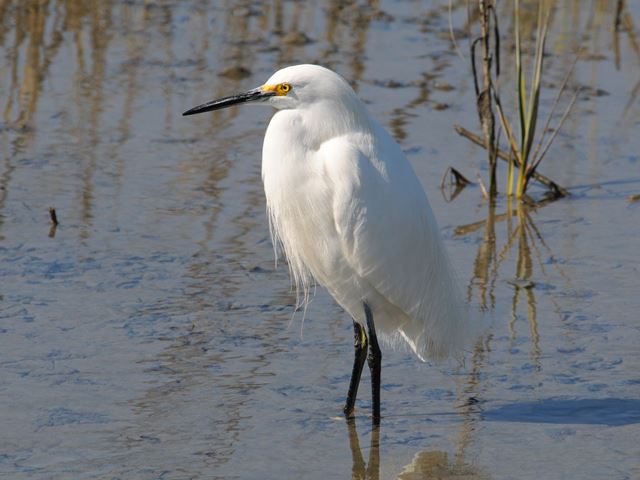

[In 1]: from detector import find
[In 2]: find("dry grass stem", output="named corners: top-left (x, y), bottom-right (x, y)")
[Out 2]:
top-left (454, 124), bottom-right (569, 197)
top-left (460, 0), bottom-right (576, 200)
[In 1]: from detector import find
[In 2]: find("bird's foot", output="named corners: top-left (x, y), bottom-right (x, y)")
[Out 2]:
top-left (343, 404), bottom-right (355, 419)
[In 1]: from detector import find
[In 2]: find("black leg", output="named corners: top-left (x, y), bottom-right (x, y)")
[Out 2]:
top-left (343, 320), bottom-right (368, 418)
top-left (364, 303), bottom-right (381, 424)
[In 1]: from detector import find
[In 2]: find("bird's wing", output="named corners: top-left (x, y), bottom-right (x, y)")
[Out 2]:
top-left (321, 131), bottom-right (467, 360)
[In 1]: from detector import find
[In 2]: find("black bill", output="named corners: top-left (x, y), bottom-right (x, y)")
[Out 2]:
top-left (182, 87), bottom-right (273, 116)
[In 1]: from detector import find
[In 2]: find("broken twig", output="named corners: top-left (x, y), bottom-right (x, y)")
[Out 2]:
top-left (48, 207), bottom-right (58, 238)
top-left (49, 207), bottom-right (59, 225)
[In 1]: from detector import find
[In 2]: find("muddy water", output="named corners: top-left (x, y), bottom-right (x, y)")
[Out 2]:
top-left (1, 1), bottom-right (639, 479)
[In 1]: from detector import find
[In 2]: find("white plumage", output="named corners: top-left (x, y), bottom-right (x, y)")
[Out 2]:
top-left (183, 64), bottom-right (471, 420)
top-left (261, 65), bottom-right (467, 361)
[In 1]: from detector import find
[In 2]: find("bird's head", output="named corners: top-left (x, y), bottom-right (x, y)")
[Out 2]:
top-left (183, 64), bottom-right (358, 116)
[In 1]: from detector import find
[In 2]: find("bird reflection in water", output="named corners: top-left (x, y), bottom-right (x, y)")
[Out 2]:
top-left (346, 417), bottom-right (487, 479)
top-left (347, 418), bottom-right (380, 480)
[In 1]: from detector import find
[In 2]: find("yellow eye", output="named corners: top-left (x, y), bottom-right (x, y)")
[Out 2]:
top-left (277, 83), bottom-right (291, 95)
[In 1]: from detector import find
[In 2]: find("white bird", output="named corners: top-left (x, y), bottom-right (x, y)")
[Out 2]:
top-left (184, 64), bottom-right (469, 423)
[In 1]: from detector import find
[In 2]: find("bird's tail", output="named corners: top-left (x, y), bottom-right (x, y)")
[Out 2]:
top-left (402, 235), bottom-right (480, 362)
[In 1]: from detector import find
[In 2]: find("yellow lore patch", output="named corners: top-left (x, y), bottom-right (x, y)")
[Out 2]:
top-left (262, 83), bottom-right (291, 96)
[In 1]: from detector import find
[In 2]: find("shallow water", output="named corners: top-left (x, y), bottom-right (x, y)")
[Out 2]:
top-left (1, 1), bottom-right (639, 479)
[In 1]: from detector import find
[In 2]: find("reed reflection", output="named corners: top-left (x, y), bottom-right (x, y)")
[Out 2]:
top-left (1, 0), bottom-right (627, 231)
top-left (455, 198), bottom-right (568, 366)
top-left (391, 343), bottom-right (487, 479)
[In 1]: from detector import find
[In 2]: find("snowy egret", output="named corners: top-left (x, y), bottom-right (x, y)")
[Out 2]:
top-left (183, 64), bottom-right (469, 423)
